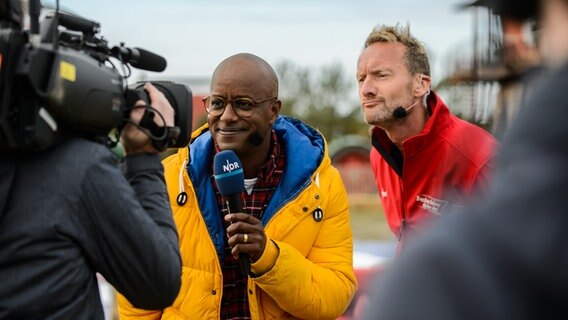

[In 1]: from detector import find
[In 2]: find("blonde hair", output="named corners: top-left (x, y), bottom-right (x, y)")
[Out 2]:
top-left (364, 23), bottom-right (431, 76)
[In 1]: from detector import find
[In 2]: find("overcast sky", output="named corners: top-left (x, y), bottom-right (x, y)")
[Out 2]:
top-left (43, 0), bottom-right (476, 85)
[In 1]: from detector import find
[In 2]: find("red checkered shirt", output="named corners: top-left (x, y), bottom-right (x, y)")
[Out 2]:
top-left (212, 130), bottom-right (286, 320)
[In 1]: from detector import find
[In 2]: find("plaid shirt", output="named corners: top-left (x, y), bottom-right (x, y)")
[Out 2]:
top-left (211, 130), bottom-right (286, 320)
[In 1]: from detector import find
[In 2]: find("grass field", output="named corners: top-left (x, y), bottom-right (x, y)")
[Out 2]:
top-left (348, 194), bottom-right (395, 241)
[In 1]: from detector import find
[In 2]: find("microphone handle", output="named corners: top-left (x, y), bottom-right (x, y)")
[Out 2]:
top-left (226, 194), bottom-right (251, 277)
top-left (239, 252), bottom-right (251, 277)
top-left (226, 194), bottom-right (243, 213)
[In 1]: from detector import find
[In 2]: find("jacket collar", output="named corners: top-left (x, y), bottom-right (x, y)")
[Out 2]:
top-left (186, 116), bottom-right (327, 210)
top-left (177, 116), bottom-right (328, 259)
top-left (371, 91), bottom-right (453, 171)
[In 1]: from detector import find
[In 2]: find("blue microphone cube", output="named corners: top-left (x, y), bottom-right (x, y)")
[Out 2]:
top-left (213, 150), bottom-right (245, 196)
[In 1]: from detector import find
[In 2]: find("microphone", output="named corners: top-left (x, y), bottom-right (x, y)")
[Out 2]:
top-left (213, 150), bottom-right (250, 277)
top-left (248, 131), bottom-right (264, 147)
top-left (393, 100), bottom-right (420, 119)
top-left (111, 46), bottom-right (167, 72)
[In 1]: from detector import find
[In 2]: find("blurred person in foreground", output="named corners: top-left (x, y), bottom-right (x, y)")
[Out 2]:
top-left (118, 53), bottom-right (357, 319)
top-left (361, 0), bottom-right (568, 319)
top-left (464, 0), bottom-right (544, 138)
top-left (0, 83), bottom-right (181, 318)
top-left (482, 0), bottom-right (542, 74)
top-left (356, 24), bottom-right (498, 253)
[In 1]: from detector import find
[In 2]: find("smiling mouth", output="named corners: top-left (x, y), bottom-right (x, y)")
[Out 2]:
top-left (218, 128), bottom-right (243, 135)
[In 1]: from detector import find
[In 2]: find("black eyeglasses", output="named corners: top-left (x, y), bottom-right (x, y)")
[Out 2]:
top-left (202, 96), bottom-right (277, 118)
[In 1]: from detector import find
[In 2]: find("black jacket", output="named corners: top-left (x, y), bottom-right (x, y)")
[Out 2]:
top-left (0, 138), bottom-right (181, 319)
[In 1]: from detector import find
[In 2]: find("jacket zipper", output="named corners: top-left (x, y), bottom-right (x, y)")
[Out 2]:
top-left (398, 218), bottom-right (406, 241)
top-left (396, 184), bottom-right (406, 257)
top-left (398, 161), bottom-right (407, 243)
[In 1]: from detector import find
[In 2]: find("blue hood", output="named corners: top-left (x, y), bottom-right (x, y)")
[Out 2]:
top-left (186, 115), bottom-right (325, 259)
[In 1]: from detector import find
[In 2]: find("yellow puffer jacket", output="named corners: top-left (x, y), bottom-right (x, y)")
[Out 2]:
top-left (118, 116), bottom-right (357, 319)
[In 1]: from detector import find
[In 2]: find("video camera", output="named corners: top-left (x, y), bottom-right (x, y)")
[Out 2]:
top-left (0, 0), bottom-right (193, 152)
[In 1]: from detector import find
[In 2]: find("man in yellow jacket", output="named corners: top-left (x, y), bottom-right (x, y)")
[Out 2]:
top-left (118, 53), bottom-right (357, 319)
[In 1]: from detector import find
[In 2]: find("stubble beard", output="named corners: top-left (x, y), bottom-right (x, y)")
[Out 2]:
top-left (363, 104), bottom-right (396, 127)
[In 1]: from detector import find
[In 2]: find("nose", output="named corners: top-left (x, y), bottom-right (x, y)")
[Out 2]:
top-left (359, 78), bottom-right (377, 98)
top-left (219, 102), bottom-right (239, 121)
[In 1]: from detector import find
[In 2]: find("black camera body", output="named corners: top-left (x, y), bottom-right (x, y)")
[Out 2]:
top-left (0, 1), bottom-right (192, 152)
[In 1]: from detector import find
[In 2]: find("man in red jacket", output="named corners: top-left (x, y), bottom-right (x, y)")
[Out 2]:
top-left (356, 24), bottom-right (498, 251)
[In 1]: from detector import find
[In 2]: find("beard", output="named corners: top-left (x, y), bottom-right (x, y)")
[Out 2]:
top-left (362, 100), bottom-right (398, 127)
top-left (362, 84), bottom-right (416, 127)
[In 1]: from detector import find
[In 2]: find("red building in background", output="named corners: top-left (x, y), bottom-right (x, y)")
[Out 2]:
top-left (190, 93), bottom-right (207, 129)
top-left (329, 135), bottom-right (377, 195)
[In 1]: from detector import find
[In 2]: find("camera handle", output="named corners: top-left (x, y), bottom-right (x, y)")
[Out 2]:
top-left (138, 108), bottom-right (180, 152)
top-left (125, 89), bottom-right (180, 152)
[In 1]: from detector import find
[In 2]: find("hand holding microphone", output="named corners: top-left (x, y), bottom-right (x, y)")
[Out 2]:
top-left (214, 150), bottom-right (266, 276)
top-left (224, 213), bottom-right (266, 267)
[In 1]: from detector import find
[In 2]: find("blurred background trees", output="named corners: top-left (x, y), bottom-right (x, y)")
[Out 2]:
top-left (275, 60), bottom-right (368, 143)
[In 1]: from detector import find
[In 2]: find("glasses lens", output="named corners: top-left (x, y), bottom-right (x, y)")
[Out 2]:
top-left (233, 98), bottom-right (255, 118)
top-left (206, 97), bottom-right (226, 116)
top-left (204, 96), bottom-right (272, 118)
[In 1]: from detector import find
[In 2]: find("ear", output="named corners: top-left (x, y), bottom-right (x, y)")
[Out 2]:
top-left (268, 100), bottom-right (282, 124)
top-left (414, 74), bottom-right (431, 97)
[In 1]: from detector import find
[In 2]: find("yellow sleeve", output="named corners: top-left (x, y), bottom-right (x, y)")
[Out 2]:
top-left (252, 168), bottom-right (357, 319)
top-left (250, 235), bottom-right (279, 275)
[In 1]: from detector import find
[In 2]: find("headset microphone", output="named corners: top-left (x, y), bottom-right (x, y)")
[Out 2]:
top-left (393, 100), bottom-right (420, 119)
top-left (393, 74), bottom-right (429, 119)
top-left (248, 131), bottom-right (264, 147)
